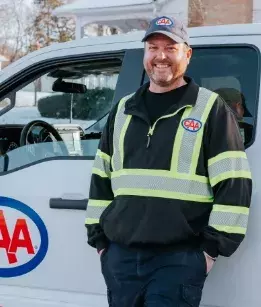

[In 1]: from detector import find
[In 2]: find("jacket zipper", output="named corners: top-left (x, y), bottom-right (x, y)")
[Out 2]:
top-left (146, 105), bottom-right (192, 149)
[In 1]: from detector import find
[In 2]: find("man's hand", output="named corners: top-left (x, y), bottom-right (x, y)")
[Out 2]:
top-left (98, 248), bottom-right (105, 256)
top-left (203, 251), bottom-right (215, 274)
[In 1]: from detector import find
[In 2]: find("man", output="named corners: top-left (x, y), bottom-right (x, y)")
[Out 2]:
top-left (85, 16), bottom-right (252, 307)
top-left (214, 87), bottom-right (253, 145)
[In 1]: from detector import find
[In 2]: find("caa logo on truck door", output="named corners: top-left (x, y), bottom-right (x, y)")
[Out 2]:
top-left (0, 197), bottom-right (48, 278)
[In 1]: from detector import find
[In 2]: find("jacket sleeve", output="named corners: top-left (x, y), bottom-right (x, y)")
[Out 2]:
top-left (201, 96), bottom-right (252, 258)
top-left (85, 104), bottom-right (118, 252)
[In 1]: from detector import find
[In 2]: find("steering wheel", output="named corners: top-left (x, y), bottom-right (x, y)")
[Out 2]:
top-left (20, 120), bottom-right (69, 156)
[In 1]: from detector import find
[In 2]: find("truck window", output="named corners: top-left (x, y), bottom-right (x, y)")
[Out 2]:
top-left (0, 59), bottom-right (122, 173)
top-left (144, 45), bottom-right (260, 148)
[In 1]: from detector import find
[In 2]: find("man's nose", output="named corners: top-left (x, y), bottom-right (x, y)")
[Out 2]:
top-left (156, 51), bottom-right (167, 60)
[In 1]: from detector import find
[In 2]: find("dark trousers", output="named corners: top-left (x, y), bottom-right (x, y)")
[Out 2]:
top-left (101, 242), bottom-right (208, 307)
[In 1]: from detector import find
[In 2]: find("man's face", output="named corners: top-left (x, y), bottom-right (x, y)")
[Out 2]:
top-left (143, 33), bottom-right (192, 88)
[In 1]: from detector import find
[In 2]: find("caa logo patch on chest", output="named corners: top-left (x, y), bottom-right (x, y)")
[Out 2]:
top-left (0, 197), bottom-right (48, 278)
top-left (156, 17), bottom-right (173, 26)
top-left (182, 118), bottom-right (202, 132)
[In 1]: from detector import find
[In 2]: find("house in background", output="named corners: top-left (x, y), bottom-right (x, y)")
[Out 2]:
top-left (53, 0), bottom-right (259, 40)
top-left (253, 0), bottom-right (261, 22)
top-left (53, 0), bottom-right (188, 40)
top-left (189, 0), bottom-right (254, 27)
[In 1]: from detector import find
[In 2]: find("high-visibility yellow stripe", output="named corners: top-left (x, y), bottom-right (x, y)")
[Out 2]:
top-left (112, 93), bottom-right (134, 172)
top-left (208, 151), bottom-right (247, 166)
top-left (171, 107), bottom-right (192, 173)
top-left (210, 170), bottom-right (252, 187)
top-left (173, 88), bottom-right (216, 175)
top-left (119, 114), bottom-right (132, 168)
top-left (111, 97), bottom-right (127, 171)
top-left (111, 168), bottom-right (209, 183)
top-left (209, 204), bottom-right (249, 233)
top-left (97, 149), bottom-right (111, 163)
top-left (88, 199), bottom-right (112, 207)
top-left (92, 168), bottom-right (109, 178)
top-left (86, 200), bottom-right (112, 223)
top-left (178, 173), bottom-right (209, 183)
top-left (85, 218), bottom-right (99, 225)
top-left (113, 188), bottom-right (213, 202)
top-left (211, 225), bottom-right (247, 235)
top-left (112, 169), bottom-right (171, 177)
top-left (212, 204), bottom-right (249, 215)
top-left (190, 92), bottom-right (217, 174)
top-left (111, 173), bottom-right (212, 199)
top-left (93, 155), bottom-right (110, 178)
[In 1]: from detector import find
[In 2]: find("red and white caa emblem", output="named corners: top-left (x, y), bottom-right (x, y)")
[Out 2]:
top-left (156, 17), bottom-right (173, 26)
top-left (182, 118), bottom-right (202, 132)
top-left (0, 197), bottom-right (48, 278)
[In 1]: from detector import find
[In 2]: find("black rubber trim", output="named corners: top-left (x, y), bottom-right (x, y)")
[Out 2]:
top-left (3, 154), bottom-right (9, 172)
top-left (49, 198), bottom-right (88, 210)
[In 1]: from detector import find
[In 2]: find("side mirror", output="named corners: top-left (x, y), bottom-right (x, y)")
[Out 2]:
top-left (52, 78), bottom-right (87, 94)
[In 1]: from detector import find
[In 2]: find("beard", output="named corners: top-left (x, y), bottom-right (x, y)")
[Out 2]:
top-left (147, 64), bottom-right (184, 88)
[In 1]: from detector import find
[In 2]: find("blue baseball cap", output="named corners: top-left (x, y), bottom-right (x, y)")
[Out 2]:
top-left (142, 16), bottom-right (189, 45)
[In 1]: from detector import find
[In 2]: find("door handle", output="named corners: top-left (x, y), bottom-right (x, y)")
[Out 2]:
top-left (49, 198), bottom-right (88, 210)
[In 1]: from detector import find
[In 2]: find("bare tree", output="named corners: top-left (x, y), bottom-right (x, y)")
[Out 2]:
top-left (26, 0), bottom-right (75, 51)
top-left (9, 0), bottom-right (24, 61)
top-left (0, 0), bottom-right (34, 62)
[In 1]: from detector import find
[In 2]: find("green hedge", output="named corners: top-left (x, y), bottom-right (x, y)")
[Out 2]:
top-left (37, 88), bottom-right (114, 120)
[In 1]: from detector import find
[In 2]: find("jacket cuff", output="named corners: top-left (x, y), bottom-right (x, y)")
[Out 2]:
top-left (201, 240), bottom-right (219, 258)
top-left (96, 237), bottom-right (109, 253)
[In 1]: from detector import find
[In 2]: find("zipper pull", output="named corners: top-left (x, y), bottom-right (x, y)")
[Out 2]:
top-left (147, 133), bottom-right (151, 148)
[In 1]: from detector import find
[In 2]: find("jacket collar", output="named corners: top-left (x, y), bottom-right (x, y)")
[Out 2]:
top-left (125, 76), bottom-right (200, 114)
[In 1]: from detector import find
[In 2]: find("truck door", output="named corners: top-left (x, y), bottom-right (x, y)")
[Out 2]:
top-left (0, 48), bottom-right (144, 307)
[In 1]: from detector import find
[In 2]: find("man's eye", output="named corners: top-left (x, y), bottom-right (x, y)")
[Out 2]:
top-left (149, 46), bottom-right (157, 50)
top-left (167, 47), bottom-right (176, 51)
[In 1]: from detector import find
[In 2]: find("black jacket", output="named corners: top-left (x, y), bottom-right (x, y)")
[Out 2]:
top-left (86, 78), bottom-right (252, 258)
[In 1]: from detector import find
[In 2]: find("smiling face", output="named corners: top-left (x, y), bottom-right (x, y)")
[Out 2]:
top-left (143, 33), bottom-right (192, 92)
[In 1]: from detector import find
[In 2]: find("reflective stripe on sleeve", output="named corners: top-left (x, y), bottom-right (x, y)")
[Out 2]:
top-left (97, 149), bottom-right (111, 163)
top-left (209, 204), bottom-right (249, 234)
top-left (92, 149), bottom-right (111, 178)
top-left (208, 151), bottom-right (252, 187)
top-left (85, 199), bottom-right (112, 225)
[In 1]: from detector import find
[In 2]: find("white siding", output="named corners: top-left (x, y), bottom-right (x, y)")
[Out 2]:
top-left (253, 0), bottom-right (261, 23)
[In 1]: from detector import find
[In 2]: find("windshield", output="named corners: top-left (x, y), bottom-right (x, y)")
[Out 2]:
top-left (0, 62), bottom-right (120, 131)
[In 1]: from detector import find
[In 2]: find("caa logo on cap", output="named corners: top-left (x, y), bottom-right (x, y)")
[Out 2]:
top-left (156, 17), bottom-right (173, 26)
top-left (182, 118), bottom-right (202, 132)
top-left (0, 197), bottom-right (48, 278)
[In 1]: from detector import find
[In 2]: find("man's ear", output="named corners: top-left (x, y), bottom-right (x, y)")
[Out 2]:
top-left (186, 46), bottom-right (192, 64)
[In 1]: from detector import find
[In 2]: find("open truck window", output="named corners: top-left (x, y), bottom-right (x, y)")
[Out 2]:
top-left (144, 45), bottom-right (260, 149)
top-left (0, 59), bottom-right (122, 173)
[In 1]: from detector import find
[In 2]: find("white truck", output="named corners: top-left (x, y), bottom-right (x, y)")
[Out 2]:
top-left (0, 23), bottom-right (260, 307)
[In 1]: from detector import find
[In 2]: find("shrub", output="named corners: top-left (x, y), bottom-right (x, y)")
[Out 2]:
top-left (38, 88), bottom-right (114, 120)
